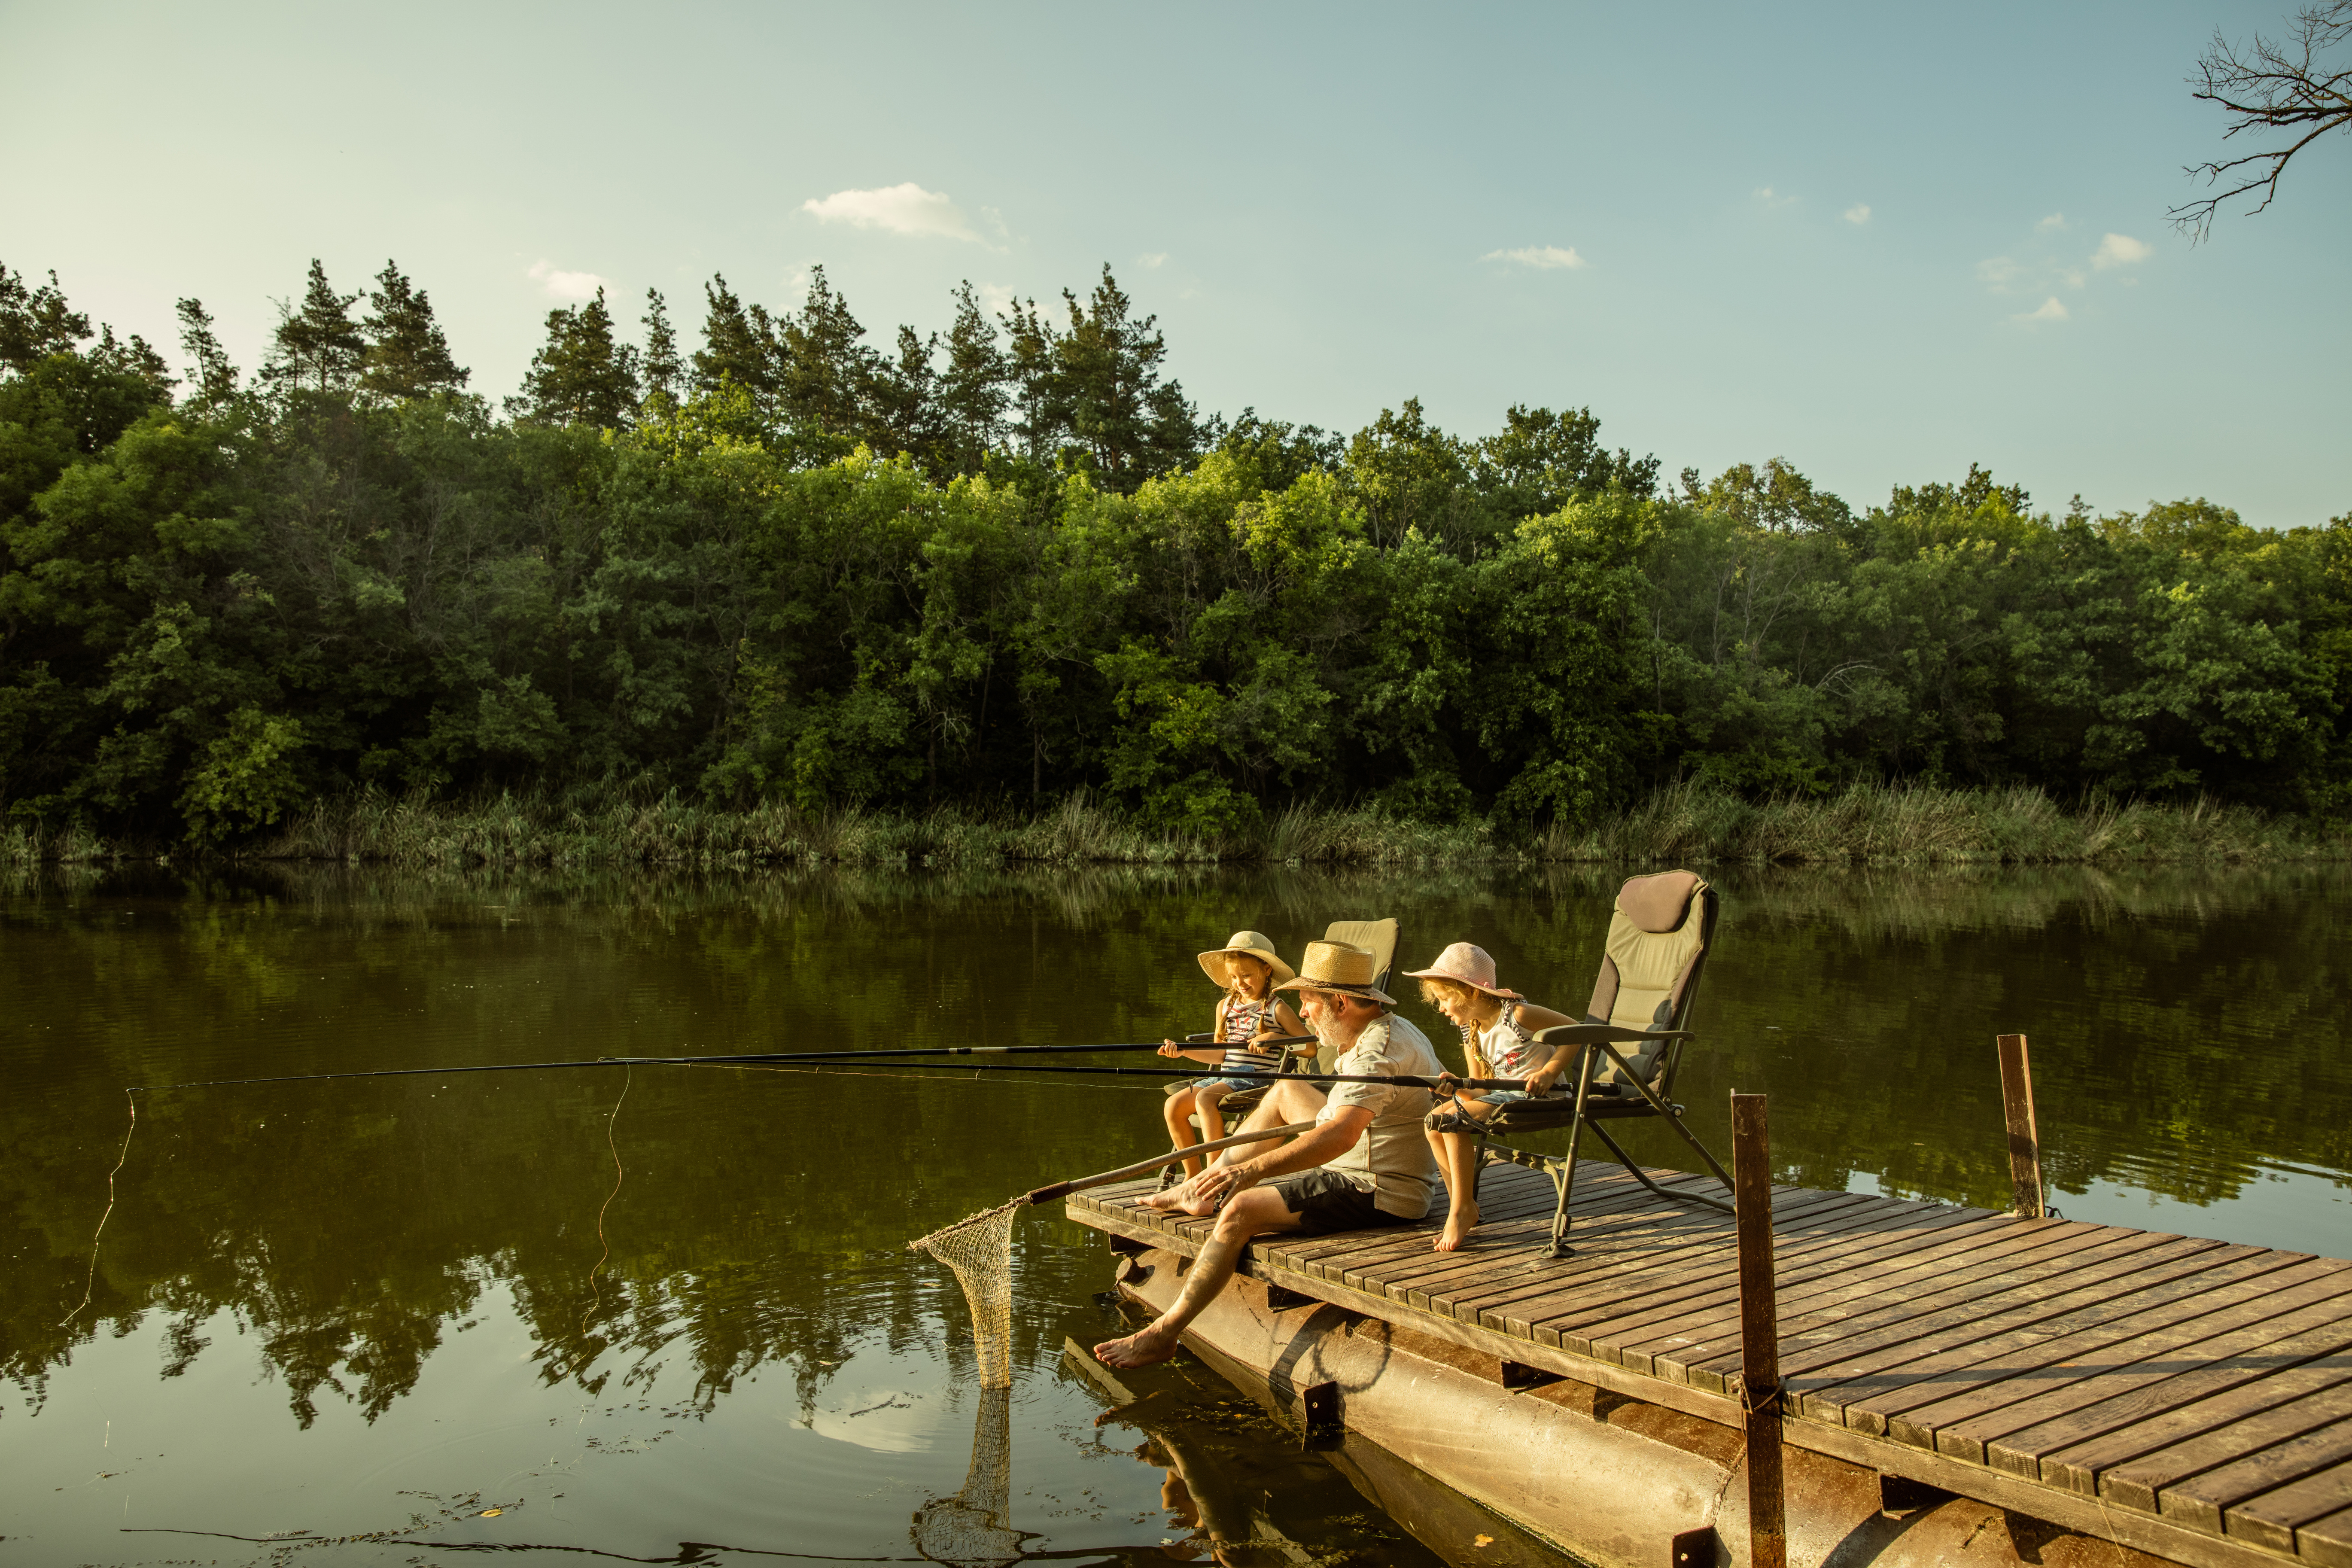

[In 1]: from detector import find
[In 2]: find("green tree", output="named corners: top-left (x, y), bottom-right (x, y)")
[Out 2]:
top-left (264, 259), bottom-right (366, 394)
top-left (174, 298), bottom-right (240, 409)
top-left (358, 260), bottom-right (468, 401)
top-left (511, 289), bottom-right (639, 427)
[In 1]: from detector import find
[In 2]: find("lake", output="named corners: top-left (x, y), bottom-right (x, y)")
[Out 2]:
top-left (4, 860), bottom-right (2347, 1566)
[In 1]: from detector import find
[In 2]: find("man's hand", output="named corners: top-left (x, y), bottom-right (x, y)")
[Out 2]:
top-left (1190, 1158), bottom-right (1263, 1208)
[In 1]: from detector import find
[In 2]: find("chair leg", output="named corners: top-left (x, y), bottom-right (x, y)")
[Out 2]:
top-left (1587, 1118), bottom-right (1736, 1215)
top-left (1593, 1041), bottom-right (1735, 1193)
top-left (1534, 1046), bottom-right (1601, 1262)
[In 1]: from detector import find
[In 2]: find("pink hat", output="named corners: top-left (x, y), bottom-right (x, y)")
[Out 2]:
top-left (1403, 942), bottom-right (1521, 999)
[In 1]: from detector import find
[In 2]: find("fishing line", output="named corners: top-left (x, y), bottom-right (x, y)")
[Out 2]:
top-left (581, 1065), bottom-right (631, 1337)
top-left (58, 1088), bottom-right (137, 1329)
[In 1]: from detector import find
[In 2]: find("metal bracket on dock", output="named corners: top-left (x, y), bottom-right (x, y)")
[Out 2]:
top-left (1670, 1525), bottom-right (1722, 1568)
top-left (1299, 1380), bottom-right (1342, 1449)
top-left (1500, 1359), bottom-right (1565, 1393)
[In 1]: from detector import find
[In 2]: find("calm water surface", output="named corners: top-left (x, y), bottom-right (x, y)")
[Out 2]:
top-left (4, 861), bottom-right (2348, 1566)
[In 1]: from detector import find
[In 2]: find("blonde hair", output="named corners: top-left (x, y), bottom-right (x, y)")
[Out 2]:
top-left (1418, 976), bottom-right (1488, 1011)
top-left (1223, 952), bottom-right (1273, 1001)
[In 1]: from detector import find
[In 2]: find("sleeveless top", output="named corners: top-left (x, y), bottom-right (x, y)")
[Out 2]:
top-left (1215, 995), bottom-right (1283, 1075)
top-left (1473, 1000), bottom-right (1546, 1082)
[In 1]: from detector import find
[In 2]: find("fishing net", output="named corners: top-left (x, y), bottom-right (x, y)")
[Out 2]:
top-left (912, 1385), bottom-right (1020, 1567)
top-left (907, 1197), bottom-right (1021, 1390)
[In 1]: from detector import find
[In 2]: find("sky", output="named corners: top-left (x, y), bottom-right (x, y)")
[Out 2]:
top-left (2, 0), bottom-right (2346, 527)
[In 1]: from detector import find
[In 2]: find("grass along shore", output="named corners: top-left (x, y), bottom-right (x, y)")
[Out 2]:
top-left (4, 782), bottom-right (2344, 870)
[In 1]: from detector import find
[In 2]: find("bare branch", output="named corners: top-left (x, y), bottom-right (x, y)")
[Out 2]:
top-left (2171, 0), bottom-right (2352, 241)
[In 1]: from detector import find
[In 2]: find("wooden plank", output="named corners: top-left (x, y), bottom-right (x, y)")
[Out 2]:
top-left (2220, 1454), bottom-right (2352, 1555)
top-left (2045, 1336), bottom-right (2352, 1503)
top-left (1782, 1235), bottom-right (2233, 1429)
top-left (1873, 1248), bottom-right (2327, 1449)
top-left (2094, 1379), bottom-right (2352, 1517)
top-left (1436, 1186), bottom-right (1885, 1333)
top-left (1584, 1206), bottom-right (2023, 1377)
top-left (1964, 1268), bottom-right (2352, 1477)
top-left (2300, 1503), bottom-right (2352, 1568)
top-left (1725, 1227), bottom-right (2190, 1396)
top-left (2154, 1425), bottom-right (2352, 1541)
top-left (1295, 1168), bottom-right (1670, 1291)
top-left (1614, 1210), bottom-right (2028, 1383)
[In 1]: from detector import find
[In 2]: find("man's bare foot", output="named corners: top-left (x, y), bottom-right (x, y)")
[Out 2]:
top-left (1137, 1177), bottom-right (1197, 1212)
top-left (1433, 1201), bottom-right (1480, 1251)
top-left (1094, 1319), bottom-right (1182, 1369)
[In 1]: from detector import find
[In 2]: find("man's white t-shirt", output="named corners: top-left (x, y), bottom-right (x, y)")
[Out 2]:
top-left (1316, 1012), bottom-right (1445, 1218)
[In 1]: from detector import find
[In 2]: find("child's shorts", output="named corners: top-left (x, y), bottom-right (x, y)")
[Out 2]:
top-left (1194, 1075), bottom-right (1266, 1095)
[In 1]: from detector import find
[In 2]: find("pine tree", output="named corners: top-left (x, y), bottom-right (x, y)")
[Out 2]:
top-left (868, 325), bottom-right (949, 472)
top-left (264, 259), bottom-right (366, 394)
top-left (641, 288), bottom-right (683, 409)
top-left (0, 263), bottom-right (92, 371)
top-left (510, 288), bottom-right (639, 427)
top-left (359, 261), bottom-right (468, 402)
top-left (937, 280), bottom-right (1007, 475)
top-left (779, 265), bottom-right (873, 436)
top-left (997, 294), bottom-right (1063, 462)
top-left (691, 273), bottom-right (779, 404)
top-left (175, 298), bottom-right (239, 408)
top-left (1054, 265), bottom-right (1199, 490)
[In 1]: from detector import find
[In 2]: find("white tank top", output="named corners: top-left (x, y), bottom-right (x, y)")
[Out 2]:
top-left (1475, 1000), bottom-right (1544, 1081)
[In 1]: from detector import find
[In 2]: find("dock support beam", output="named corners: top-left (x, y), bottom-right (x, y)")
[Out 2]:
top-left (1732, 1093), bottom-right (1785, 1568)
top-left (1996, 1034), bottom-right (2045, 1218)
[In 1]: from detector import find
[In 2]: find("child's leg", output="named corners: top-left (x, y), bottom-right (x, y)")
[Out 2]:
top-left (1194, 1083), bottom-right (1232, 1145)
top-left (1162, 1087), bottom-right (1205, 1183)
top-left (1428, 1098), bottom-right (1497, 1251)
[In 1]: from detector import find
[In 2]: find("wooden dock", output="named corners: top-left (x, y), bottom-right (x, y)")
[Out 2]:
top-left (1069, 1160), bottom-right (2352, 1568)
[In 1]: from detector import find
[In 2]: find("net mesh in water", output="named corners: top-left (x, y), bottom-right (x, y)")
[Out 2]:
top-left (907, 1197), bottom-right (1020, 1390)
top-left (912, 1385), bottom-right (1019, 1567)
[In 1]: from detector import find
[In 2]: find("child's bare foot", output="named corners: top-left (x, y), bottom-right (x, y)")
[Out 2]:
top-left (1433, 1201), bottom-right (1480, 1251)
top-left (1094, 1318), bottom-right (1182, 1369)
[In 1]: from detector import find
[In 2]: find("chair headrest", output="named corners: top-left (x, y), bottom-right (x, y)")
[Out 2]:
top-left (1618, 870), bottom-right (1704, 934)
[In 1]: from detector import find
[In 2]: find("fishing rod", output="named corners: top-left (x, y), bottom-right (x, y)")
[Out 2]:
top-left (127, 1034), bottom-right (1320, 1093)
top-left (131, 1023), bottom-right (1682, 1095)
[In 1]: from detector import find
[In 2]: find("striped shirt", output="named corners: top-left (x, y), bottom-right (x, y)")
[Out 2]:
top-left (1216, 996), bottom-right (1282, 1076)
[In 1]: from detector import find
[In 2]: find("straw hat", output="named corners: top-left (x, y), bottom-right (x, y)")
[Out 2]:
top-left (1403, 941), bottom-right (1521, 1000)
top-left (1196, 930), bottom-right (1295, 988)
top-left (1272, 940), bottom-right (1394, 1005)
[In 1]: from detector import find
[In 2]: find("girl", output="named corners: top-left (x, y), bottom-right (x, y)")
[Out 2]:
top-left (1406, 942), bottom-right (1574, 1251)
top-left (1155, 931), bottom-right (1305, 1183)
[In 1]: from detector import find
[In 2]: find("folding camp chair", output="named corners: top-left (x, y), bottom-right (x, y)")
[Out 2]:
top-left (1465, 871), bottom-right (1735, 1260)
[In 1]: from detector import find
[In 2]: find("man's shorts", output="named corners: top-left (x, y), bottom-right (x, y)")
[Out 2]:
top-left (1267, 1170), bottom-right (1412, 1236)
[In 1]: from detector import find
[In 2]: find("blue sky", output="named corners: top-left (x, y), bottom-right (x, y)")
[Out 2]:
top-left (3, 0), bottom-right (2345, 526)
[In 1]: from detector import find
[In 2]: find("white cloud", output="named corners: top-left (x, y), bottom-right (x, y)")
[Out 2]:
top-left (1754, 186), bottom-right (1797, 209)
top-left (976, 283), bottom-right (1023, 320)
top-left (2092, 232), bottom-right (2152, 270)
top-left (2016, 297), bottom-right (2069, 322)
top-left (1138, 252), bottom-right (1169, 269)
top-left (1976, 256), bottom-right (2023, 288)
top-left (529, 260), bottom-right (609, 301)
top-left (2036, 212), bottom-right (2068, 232)
top-left (1842, 203), bottom-right (1871, 225)
top-left (1483, 245), bottom-right (1585, 270)
top-left (800, 183), bottom-right (983, 242)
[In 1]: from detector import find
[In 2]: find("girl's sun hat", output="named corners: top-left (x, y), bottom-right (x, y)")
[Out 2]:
top-left (1196, 930), bottom-right (1296, 988)
top-left (1403, 941), bottom-right (1522, 1000)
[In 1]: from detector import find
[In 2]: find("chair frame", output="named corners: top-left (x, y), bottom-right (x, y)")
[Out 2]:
top-left (1468, 884), bottom-right (1735, 1261)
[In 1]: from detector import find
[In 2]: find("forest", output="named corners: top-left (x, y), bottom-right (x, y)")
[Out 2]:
top-left (1, 256), bottom-right (2347, 853)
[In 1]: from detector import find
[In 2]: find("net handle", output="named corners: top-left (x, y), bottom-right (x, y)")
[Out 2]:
top-left (1023, 1120), bottom-right (1318, 1206)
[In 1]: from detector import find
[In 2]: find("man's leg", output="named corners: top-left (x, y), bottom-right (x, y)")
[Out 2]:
top-left (1170, 1078), bottom-right (1329, 1215)
top-left (1093, 1185), bottom-right (1303, 1370)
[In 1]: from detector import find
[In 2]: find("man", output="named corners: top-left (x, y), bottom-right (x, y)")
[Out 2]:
top-left (1094, 939), bottom-right (1446, 1370)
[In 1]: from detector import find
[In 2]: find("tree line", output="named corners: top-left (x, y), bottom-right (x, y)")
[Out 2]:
top-left (1, 256), bottom-right (2346, 845)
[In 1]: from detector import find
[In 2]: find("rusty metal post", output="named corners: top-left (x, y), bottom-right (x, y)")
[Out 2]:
top-left (1731, 1092), bottom-right (1784, 1568)
top-left (1996, 1034), bottom-right (2045, 1218)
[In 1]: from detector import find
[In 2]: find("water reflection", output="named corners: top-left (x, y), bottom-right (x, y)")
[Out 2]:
top-left (2, 860), bottom-right (2345, 1563)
